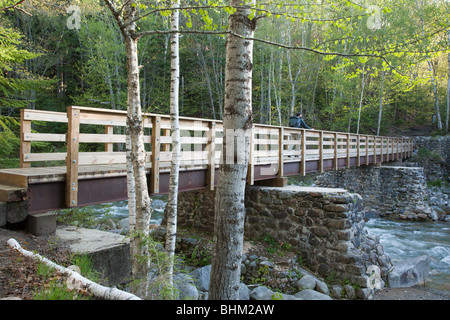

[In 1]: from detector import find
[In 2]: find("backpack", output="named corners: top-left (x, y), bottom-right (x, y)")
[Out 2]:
top-left (289, 116), bottom-right (299, 128)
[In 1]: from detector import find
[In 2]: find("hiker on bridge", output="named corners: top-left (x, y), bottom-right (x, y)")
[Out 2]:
top-left (289, 112), bottom-right (311, 129)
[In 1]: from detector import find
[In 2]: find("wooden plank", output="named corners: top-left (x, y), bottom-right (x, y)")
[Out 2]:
top-left (23, 109), bottom-right (68, 123)
top-left (23, 152), bottom-right (66, 162)
top-left (151, 116), bottom-right (161, 194)
top-left (79, 110), bottom-right (127, 127)
top-left (23, 133), bottom-right (66, 142)
top-left (20, 109), bottom-right (31, 168)
top-left (0, 172), bottom-right (28, 188)
top-left (79, 152), bottom-right (128, 165)
top-left (66, 107), bottom-right (80, 207)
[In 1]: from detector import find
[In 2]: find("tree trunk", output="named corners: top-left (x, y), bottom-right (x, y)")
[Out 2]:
top-left (165, 0), bottom-right (180, 290)
top-left (377, 71), bottom-right (385, 136)
top-left (447, 48), bottom-right (450, 132)
top-left (104, 0), bottom-right (152, 282)
top-left (428, 60), bottom-right (442, 130)
top-left (357, 66), bottom-right (365, 135)
top-left (8, 239), bottom-right (141, 300)
top-left (124, 30), bottom-right (151, 281)
top-left (209, 0), bottom-right (256, 300)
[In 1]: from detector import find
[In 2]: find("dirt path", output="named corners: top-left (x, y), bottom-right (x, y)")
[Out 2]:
top-left (0, 226), bottom-right (71, 300)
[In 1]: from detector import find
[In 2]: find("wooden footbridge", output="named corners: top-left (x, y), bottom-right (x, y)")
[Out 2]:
top-left (0, 106), bottom-right (413, 218)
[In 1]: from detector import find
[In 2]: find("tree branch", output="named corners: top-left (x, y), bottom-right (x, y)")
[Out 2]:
top-left (0, 0), bottom-right (31, 16)
top-left (124, 3), bottom-right (370, 29)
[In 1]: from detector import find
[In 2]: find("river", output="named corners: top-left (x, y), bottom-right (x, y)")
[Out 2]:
top-left (93, 198), bottom-right (449, 294)
top-left (364, 218), bottom-right (450, 293)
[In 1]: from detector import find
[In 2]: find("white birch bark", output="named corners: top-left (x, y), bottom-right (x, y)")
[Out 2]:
top-left (103, 0), bottom-right (151, 281)
top-left (377, 71), bottom-right (385, 136)
top-left (416, 0), bottom-right (442, 130)
top-left (165, 0), bottom-right (180, 288)
top-left (209, 0), bottom-right (256, 300)
top-left (428, 60), bottom-right (442, 130)
top-left (357, 66), bottom-right (365, 135)
top-left (8, 238), bottom-right (141, 300)
top-left (447, 44), bottom-right (450, 132)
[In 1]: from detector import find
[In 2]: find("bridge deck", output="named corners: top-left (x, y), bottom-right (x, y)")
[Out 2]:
top-left (0, 106), bottom-right (414, 214)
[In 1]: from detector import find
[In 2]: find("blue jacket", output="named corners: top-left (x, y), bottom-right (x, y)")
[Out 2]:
top-left (289, 116), bottom-right (311, 129)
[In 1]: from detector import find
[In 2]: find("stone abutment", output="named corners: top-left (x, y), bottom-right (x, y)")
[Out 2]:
top-left (168, 186), bottom-right (393, 288)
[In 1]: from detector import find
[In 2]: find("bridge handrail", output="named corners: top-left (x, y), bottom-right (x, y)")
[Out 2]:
top-left (19, 106), bottom-right (414, 207)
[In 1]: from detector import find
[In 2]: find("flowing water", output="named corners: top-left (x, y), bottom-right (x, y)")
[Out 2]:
top-left (90, 198), bottom-right (449, 294)
top-left (364, 218), bottom-right (450, 293)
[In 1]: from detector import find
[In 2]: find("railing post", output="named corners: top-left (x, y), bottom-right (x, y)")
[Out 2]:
top-left (247, 125), bottom-right (254, 185)
top-left (301, 129), bottom-right (306, 176)
top-left (380, 137), bottom-right (384, 164)
top-left (20, 109), bottom-right (31, 168)
top-left (318, 131), bottom-right (323, 173)
top-left (333, 133), bottom-right (338, 170)
top-left (365, 135), bottom-right (369, 165)
top-left (346, 133), bottom-right (350, 169)
top-left (400, 138), bottom-right (405, 160)
top-left (356, 134), bottom-right (361, 167)
top-left (387, 137), bottom-right (390, 162)
top-left (207, 122), bottom-right (216, 191)
top-left (66, 106), bottom-right (80, 207)
top-left (163, 129), bottom-right (171, 152)
top-left (105, 125), bottom-right (113, 152)
top-left (373, 136), bottom-right (376, 164)
top-left (279, 127), bottom-right (285, 176)
top-left (410, 139), bottom-right (413, 158)
top-left (395, 138), bottom-right (399, 161)
top-left (151, 116), bottom-right (161, 194)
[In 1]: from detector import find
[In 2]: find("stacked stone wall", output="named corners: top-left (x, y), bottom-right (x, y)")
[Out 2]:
top-left (171, 186), bottom-right (393, 288)
top-left (315, 166), bottom-right (435, 221)
top-left (412, 136), bottom-right (450, 181)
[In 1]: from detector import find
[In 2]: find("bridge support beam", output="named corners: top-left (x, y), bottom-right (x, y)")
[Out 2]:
top-left (253, 177), bottom-right (287, 187)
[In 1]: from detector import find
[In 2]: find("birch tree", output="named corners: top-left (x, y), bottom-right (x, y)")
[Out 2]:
top-left (103, 0), bottom-right (151, 282)
top-left (165, 0), bottom-right (181, 289)
top-left (209, 0), bottom-right (256, 300)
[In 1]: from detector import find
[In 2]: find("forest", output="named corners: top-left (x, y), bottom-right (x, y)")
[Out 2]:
top-left (1, 0), bottom-right (450, 301)
top-left (0, 0), bottom-right (449, 169)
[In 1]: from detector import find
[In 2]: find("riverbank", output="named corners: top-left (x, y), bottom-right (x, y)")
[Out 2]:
top-left (1, 225), bottom-right (449, 300)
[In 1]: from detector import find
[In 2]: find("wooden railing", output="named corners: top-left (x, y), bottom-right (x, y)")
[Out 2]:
top-left (20, 106), bottom-right (414, 207)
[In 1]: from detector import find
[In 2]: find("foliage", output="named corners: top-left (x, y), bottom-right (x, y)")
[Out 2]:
top-left (56, 203), bottom-right (119, 230)
top-left (261, 233), bottom-right (292, 256)
top-left (415, 147), bottom-right (444, 162)
top-left (0, 0), bottom-right (449, 164)
top-left (32, 255), bottom-right (99, 300)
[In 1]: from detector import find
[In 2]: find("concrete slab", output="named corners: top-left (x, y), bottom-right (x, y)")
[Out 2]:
top-left (56, 226), bottom-right (131, 286)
